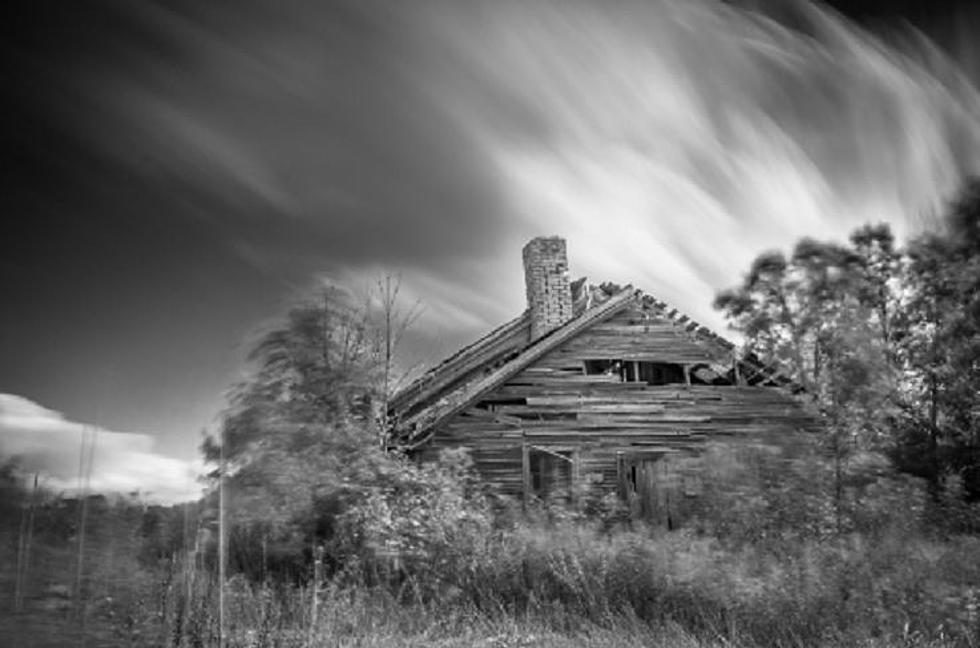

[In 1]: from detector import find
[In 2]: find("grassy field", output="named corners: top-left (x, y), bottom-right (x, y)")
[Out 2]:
top-left (4, 518), bottom-right (980, 648)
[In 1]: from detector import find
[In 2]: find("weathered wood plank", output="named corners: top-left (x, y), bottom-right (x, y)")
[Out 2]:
top-left (499, 403), bottom-right (668, 414)
top-left (496, 383), bottom-right (652, 395)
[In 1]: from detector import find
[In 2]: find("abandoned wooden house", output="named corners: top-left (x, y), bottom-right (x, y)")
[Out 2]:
top-left (387, 237), bottom-right (817, 526)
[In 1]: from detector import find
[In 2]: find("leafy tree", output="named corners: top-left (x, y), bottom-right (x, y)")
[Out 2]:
top-left (368, 273), bottom-right (422, 446)
top-left (715, 225), bottom-right (903, 531)
top-left (198, 277), bottom-right (467, 581)
top-left (890, 179), bottom-right (980, 503)
top-left (716, 177), bottom-right (980, 524)
top-left (197, 284), bottom-right (384, 574)
top-left (205, 285), bottom-right (377, 465)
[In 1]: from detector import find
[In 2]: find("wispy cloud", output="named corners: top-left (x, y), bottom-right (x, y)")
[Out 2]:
top-left (85, 0), bottom-right (979, 337)
top-left (0, 394), bottom-right (203, 504)
top-left (417, 0), bottom-right (980, 331)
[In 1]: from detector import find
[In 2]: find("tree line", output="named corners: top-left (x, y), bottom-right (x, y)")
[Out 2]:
top-left (715, 179), bottom-right (980, 515)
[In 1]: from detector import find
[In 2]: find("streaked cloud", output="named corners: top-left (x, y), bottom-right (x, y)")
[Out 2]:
top-left (79, 0), bottom-right (980, 338)
top-left (0, 394), bottom-right (203, 504)
top-left (432, 0), bottom-right (980, 331)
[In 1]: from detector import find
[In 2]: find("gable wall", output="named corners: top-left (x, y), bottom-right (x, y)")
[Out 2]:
top-left (551, 307), bottom-right (726, 364)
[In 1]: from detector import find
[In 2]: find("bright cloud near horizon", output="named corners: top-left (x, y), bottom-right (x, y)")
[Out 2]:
top-left (2, 0), bottom-right (980, 485)
top-left (0, 394), bottom-right (203, 504)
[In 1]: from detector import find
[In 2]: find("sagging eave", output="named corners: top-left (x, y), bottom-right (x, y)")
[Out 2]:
top-left (388, 310), bottom-right (532, 418)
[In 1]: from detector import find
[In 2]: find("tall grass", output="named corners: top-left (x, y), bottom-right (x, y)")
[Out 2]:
top-left (10, 519), bottom-right (974, 647)
top-left (4, 449), bottom-right (980, 646)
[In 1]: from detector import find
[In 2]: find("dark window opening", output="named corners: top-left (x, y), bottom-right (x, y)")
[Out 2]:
top-left (478, 398), bottom-right (527, 408)
top-left (637, 362), bottom-right (685, 385)
top-left (585, 359), bottom-right (688, 385)
top-left (584, 359), bottom-right (618, 376)
top-left (529, 448), bottom-right (573, 501)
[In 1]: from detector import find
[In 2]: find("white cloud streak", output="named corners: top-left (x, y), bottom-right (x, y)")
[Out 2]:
top-left (63, 0), bottom-right (980, 387)
top-left (413, 0), bottom-right (980, 333)
top-left (0, 394), bottom-right (203, 504)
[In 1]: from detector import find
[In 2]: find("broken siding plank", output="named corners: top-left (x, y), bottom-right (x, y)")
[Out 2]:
top-left (524, 394), bottom-right (670, 406)
top-left (555, 350), bottom-right (720, 364)
top-left (521, 364), bottom-right (586, 374)
top-left (504, 381), bottom-right (628, 390)
top-left (499, 403), bottom-right (668, 414)
top-left (460, 407), bottom-right (524, 427)
top-left (565, 333), bottom-right (708, 345)
top-left (509, 373), bottom-right (623, 384)
top-left (521, 426), bottom-right (706, 437)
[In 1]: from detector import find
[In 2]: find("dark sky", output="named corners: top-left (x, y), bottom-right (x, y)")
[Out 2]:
top-left (2, 0), bottom-right (979, 500)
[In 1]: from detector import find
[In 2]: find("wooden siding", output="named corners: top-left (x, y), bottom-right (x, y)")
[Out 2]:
top-left (421, 304), bottom-right (817, 521)
top-left (554, 307), bottom-right (728, 365)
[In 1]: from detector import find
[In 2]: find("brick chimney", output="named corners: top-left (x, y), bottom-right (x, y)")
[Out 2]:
top-left (522, 236), bottom-right (573, 340)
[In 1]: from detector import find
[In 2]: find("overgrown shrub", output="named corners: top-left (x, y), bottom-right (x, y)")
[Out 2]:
top-left (334, 448), bottom-right (494, 597)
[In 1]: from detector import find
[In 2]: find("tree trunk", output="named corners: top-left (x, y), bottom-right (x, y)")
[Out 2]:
top-left (928, 371), bottom-right (941, 500)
